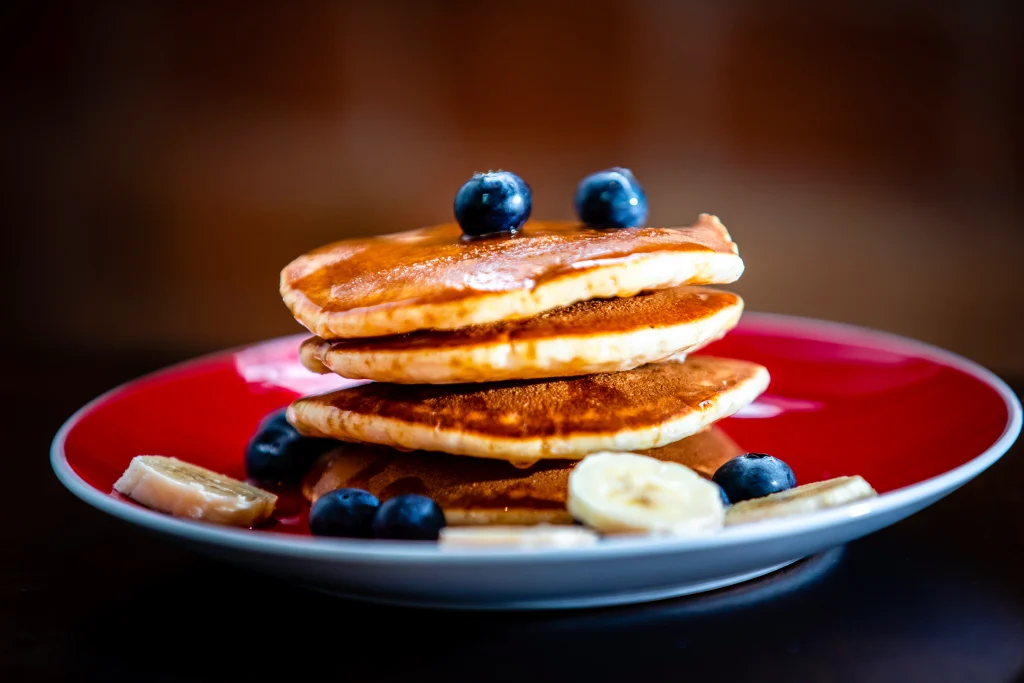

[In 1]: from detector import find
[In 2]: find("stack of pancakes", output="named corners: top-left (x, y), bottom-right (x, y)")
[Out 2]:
top-left (281, 214), bottom-right (769, 525)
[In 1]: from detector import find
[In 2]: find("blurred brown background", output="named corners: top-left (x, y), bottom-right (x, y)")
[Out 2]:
top-left (4, 1), bottom-right (1023, 374)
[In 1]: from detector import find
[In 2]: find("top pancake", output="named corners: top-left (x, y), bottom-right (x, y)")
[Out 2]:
top-left (280, 214), bottom-right (743, 339)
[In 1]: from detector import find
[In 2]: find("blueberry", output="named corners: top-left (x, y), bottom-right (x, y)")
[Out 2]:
top-left (712, 453), bottom-right (796, 503)
top-left (309, 488), bottom-right (380, 538)
top-left (712, 481), bottom-right (731, 506)
top-left (371, 494), bottom-right (447, 541)
top-left (256, 407), bottom-right (291, 432)
top-left (574, 167), bottom-right (648, 229)
top-left (454, 171), bottom-right (532, 237)
top-left (244, 408), bottom-right (336, 484)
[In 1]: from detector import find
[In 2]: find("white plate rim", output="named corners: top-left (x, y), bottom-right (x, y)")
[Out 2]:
top-left (50, 312), bottom-right (1022, 564)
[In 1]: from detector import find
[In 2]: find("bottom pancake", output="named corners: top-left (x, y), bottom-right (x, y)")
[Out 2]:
top-left (302, 426), bottom-right (744, 526)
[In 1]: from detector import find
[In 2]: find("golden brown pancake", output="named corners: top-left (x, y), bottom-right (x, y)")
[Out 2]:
top-left (280, 214), bottom-right (743, 339)
top-left (287, 356), bottom-right (769, 464)
top-left (299, 287), bottom-right (743, 384)
top-left (302, 427), bottom-right (744, 525)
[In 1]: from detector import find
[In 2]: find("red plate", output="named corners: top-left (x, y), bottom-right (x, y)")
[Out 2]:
top-left (58, 314), bottom-right (1015, 514)
top-left (50, 313), bottom-right (1021, 609)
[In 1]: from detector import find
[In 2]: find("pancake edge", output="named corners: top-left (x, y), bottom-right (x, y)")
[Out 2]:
top-left (300, 297), bottom-right (743, 383)
top-left (287, 364), bottom-right (769, 464)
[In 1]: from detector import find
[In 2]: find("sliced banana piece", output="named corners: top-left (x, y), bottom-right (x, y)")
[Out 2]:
top-left (567, 452), bottom-right (725, 535)
top-left (439, 525), bottom-right (599, 550)
top-left (113, 455), bottom-right (278, 527)
top-left (726, 475), bottom-right (876, 525)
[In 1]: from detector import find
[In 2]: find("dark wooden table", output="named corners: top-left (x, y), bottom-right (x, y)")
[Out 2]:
top-left (8, 352), bottom-right (1024, 682)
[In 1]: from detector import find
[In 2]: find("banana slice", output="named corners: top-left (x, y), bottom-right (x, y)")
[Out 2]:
top-left (725, 475), bottom-right (876, 525)
top-left (113, 455), bottom-right (278, 527)
top-left (439, 525), bottom-right (599, 549)
top-left (567, 452), bottom-right (725, 535)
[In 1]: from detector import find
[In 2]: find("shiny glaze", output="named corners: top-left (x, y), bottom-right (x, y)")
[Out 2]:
top-left (289, 356), bottom-right (766, 438)
top-left (304, 287), bottom-right (740, 352)
top-left (59, 316), bottom-right (1014, 536)
top-left (281, 216), bottom-right (737, 312)
top-left (301, 427), bottom-right (743, 516)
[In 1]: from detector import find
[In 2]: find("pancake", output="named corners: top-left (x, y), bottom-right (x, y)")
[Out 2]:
top-left (280, 214), bottom-right (743, 339)
top-left (287, 356), bottom-right (769, 464)
top-left (302, 427), bottom-right (745, 525)
top-left (298, 287), bottom-right (743, 384)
